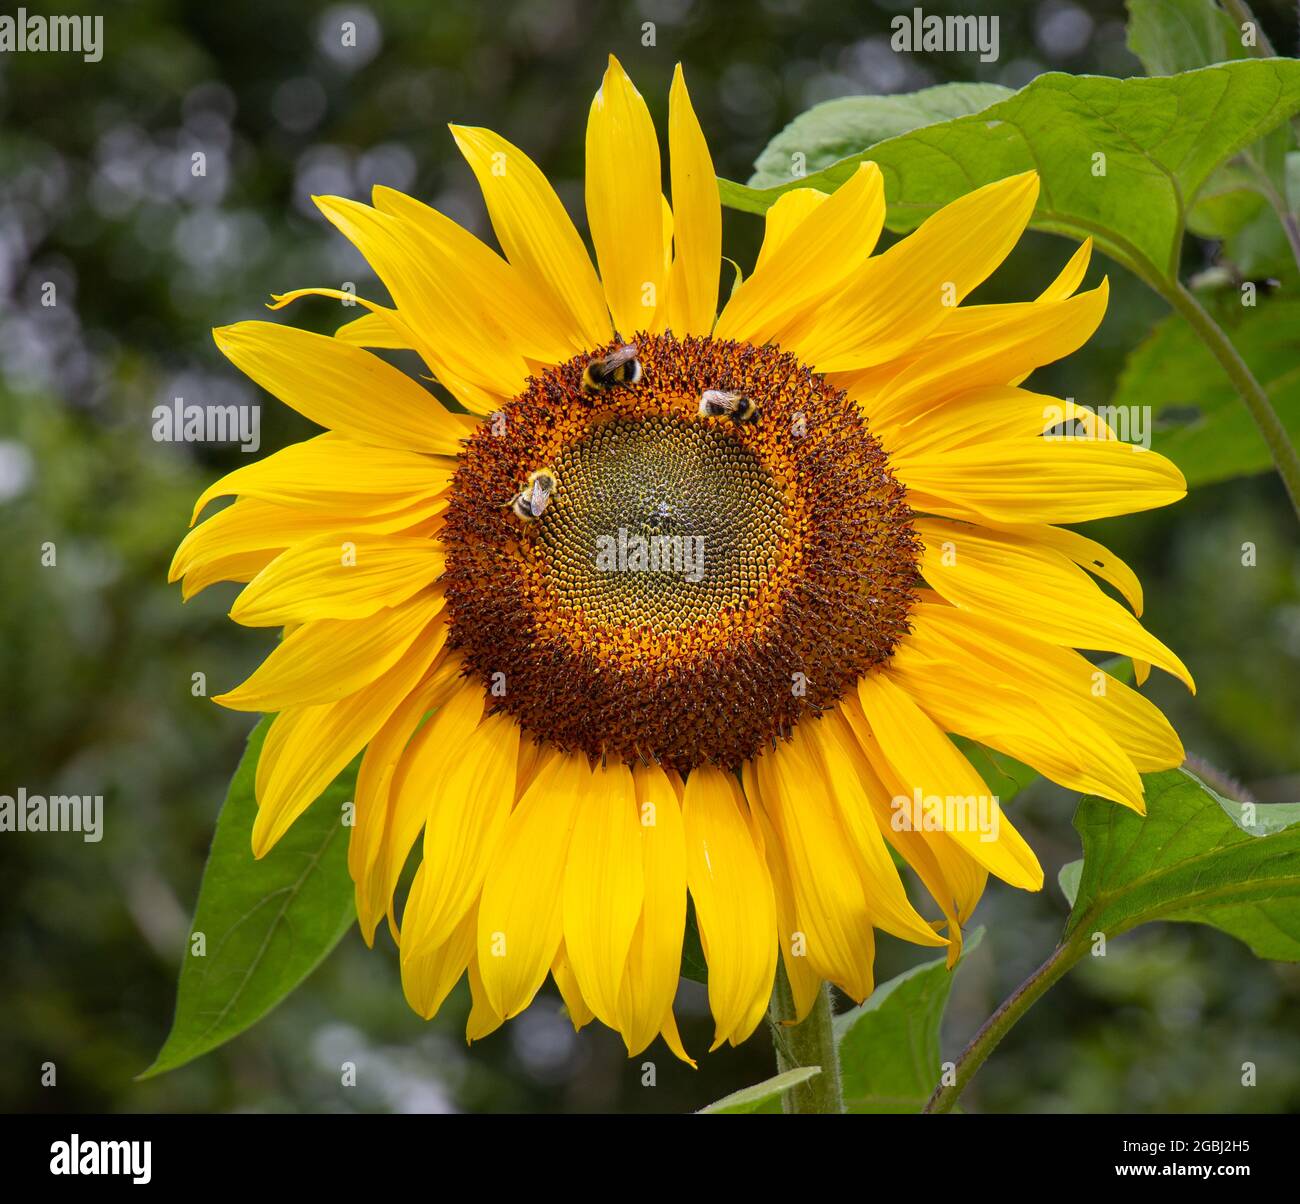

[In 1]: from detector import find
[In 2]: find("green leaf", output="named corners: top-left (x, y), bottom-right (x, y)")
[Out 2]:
top-left (834, 928), bottom-right (984, 1113)
top-left (747, 82), bottom-right (1011, 190)
top-left (1126, 1), bottom-right (1294, 275)
top-left (719, 60), bottom-right (1300, 286)
top-left (140, 719), bottom-right (358, 1078)
top-left (1065, 768), bottom-right (1300, 960)
top-left (1112, 293), bottom-right (1300, 486)
top-left (699, 1065), bottom-right (821, 1114)
top-left (1059, 858), bottom-right (1083, 907)
top-left (1186, 150), bottom-right (1299, 280)
top-left (680, 898), bottom-right (708, 984)
top-left (1125, 0), bottom-right (1244, 77)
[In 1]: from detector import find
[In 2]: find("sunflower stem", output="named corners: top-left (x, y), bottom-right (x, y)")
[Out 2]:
top-left (1164, 280), bottom-right (1300, 520)
top-left (923, 938), bottom-right (1086, 1114)
top-left (768, 964), bottom-right (843, 1114)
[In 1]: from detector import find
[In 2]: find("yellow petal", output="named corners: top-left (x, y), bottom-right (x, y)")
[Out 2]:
top-left (172, 496), bottom-right (445, 595)
top-left (1011, 523), bottom-right (1143, 616)
top-left (251, 635), bottom-right (441, 856)
top-left (872, 280), bottom-right (1110, 433)
top-left (229, 533), bottom-right (445, 627)
top-left (666, 63), bottom-right (721, 336)
top-left (893, 435), bottom-right (1186, 527)
top-left (889, 627), bottom-right (1147, 813)
top-left (350, 663), bottom-right (456, 942)
top-left (821, 712), bottom-right (967, 967)
top-left (714, 162), bottom-right (885, 344)
top-left (887, 386), bottom-right (1111, 458)
top-left (682, 764), bottom-right (777, 1049)
top-left (658, 1006), bottom-right (697, 1068)
top-left (753, 188), bottom-right (828, 272)
top-left (902, 236), bottom-right (1093, 344)
top-left (552, 942), bottom-right (595, 1031)
top-left (837, 700), bottom-right (987, 952)
top-left (451, 124), bottom-right (610, 347)
top-left (216, 592), bottom-right (444, 711)
top-left (476, 752), bottom-right (586, 1018)
top-left (743, 777), bottom-right (821, 1023)
top-left (826, 240), bottom-right (1096, 409)
top-left (334, 307), bottom-right (412, 350)
top-left (909, 604), bottom-right (1183, 776)
top-left (190, 433), bottom-right (453, 526)
top-left (617, 762), bottom-right (688, 1056)
top-left (804, 719), bottom-right (950, 948)
top-left (563, 759), bottom-right (643, 1028)
top-left (749, 732), bottom-right (876, 1000)
top-left (398, 686), bottom-right (521, 958)
top-left (586, 55), bottom-right (665, 336)
top-left (372, 184), bottom-right (581, 364)
top-left (466, 952), bottom-right (504, 1043)
top-left (313, 194), bottom-right (524, 411)
top-left (401, 906), bottom-right (474, 1020)
top-left (213, 321), bottom-right (467, 455)
top-left (857, 672), bottom-right (1044, 891)
top-left (915, 518), bottom-right (1194, 691)
top-left (783, 171), bottom-right (1039, 372)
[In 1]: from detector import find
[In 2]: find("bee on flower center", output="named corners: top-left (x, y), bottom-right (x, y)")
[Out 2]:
top-left (510, 467), bottom-right (557, 521)
top-left (698, 389), bottom-right (760, 423)
top-left (582, 343), bottom-right (642, 392)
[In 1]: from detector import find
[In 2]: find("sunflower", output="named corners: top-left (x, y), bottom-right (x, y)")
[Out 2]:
top-left (171, 56), bottom-right (1193, 1063)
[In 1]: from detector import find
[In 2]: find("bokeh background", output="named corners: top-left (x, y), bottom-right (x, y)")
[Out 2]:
top-left (2, 0), bottom-right (1298, 1115)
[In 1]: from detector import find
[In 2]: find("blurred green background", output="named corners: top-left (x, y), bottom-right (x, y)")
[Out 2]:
top-left (1, 0), bottom-right (1298, 1115)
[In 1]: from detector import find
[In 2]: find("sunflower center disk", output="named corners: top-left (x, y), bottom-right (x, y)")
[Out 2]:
top-left (540, 416), bottom-right (784, 631)
top-left (442, 332), bottom-right (919, 773)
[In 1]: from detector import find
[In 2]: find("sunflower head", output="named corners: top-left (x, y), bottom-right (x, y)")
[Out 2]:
top-left (442, 329), bottom-right (919, 773)
top-left (173, 54), bottom-right (1191, 1061)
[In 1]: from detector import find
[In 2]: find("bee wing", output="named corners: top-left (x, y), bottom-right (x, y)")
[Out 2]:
top-left (605, 344), bottom-right (638, 368)
top-left (528, 479), bottom-right (549, 516)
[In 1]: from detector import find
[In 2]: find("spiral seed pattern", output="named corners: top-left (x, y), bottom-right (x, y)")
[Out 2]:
top-left (537, 415), bottom-right (785, 632)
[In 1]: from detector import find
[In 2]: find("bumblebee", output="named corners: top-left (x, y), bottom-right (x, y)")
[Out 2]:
top-left (510, 467), bottom-right (557, 521)
top-left (698, 389), bottom-right (761, 423)
top-left (582, 343), bottom-right (642, 392)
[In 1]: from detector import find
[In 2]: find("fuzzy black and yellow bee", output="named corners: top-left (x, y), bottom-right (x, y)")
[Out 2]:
top-left (510, 467), bottom-right (557, 521)
top-left (582, 343), bottom-right (642, 392)
top-left (698, 389), bottom-right (761, 423)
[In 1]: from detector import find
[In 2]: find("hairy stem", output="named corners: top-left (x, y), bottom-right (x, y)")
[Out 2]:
top-left (769, 964), bottom-right (844, 1114)
top-left (1220, 0), bottom-right (1278, 58)
top-left (1164, 280), bottom-right (1300, 518)
top-left (923, 939), bottom-right (1086, 1114)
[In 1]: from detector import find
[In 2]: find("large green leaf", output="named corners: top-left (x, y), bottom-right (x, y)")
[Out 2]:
top-left (720, 60), bottom-right (1300, 286)
top-left (1126, 1), bottom-right (1295, 275)
top-left (1125, 0), bottom-right (1243, 77)
top-left (699, 1066), bottom-right (822, 1114)
top-left (140, 719), bottom-right (358, 1078)
top-left (747, 82), bottom-right (1011, 190)
top-left (833, 928), bottom-right (984, 1113)
top-left (1062, 768), bottom-right (1300, 959)
top-left (1112, 293), bottom-right (1300, 486)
